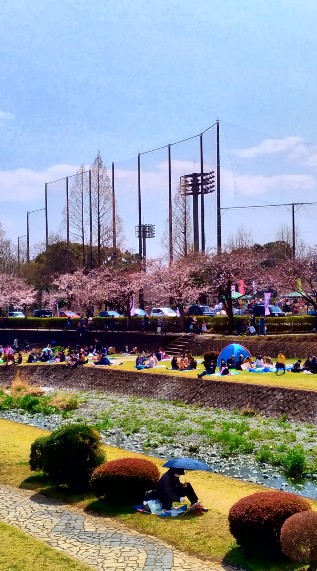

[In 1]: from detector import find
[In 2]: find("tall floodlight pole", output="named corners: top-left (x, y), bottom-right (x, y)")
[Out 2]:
top-left (17, 234), bottom-right (26, 276)
top-left (81, 169), bottom-right (85, 267)
top-left (292, 203), bottom-right (296, 259)
top-left (200, 133), bottom-right (205, 252)
top-left (112, 162), bottom-right (116, 255)
top-left (137, 154), bottom-right (142, 258)
top-left (181, 172), bottom-right (215, 253)
top-left (97, 163), bottom-right (101, 265)
top-left (26, 212), bottom-right (30, 263)
top-left (216, 119), bottom-right (221, 254)
top-left (66, 176), bottom-right (70, 251)
top-left (89, 169), bottom-right (93, 269)
top-left (168, 145), bottom-right (173, 263)
top-left (135, 224), bottom-right (155, 268)
top-left (45, 183), bottom-right (48, 250)
top-left (27, 208), bottom-right (45, 262)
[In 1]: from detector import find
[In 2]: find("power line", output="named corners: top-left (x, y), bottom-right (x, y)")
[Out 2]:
top-left (221, 201), bottom-right (317, 211)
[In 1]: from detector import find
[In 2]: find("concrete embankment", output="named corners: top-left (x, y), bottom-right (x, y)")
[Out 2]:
top-left (1, 365), bottom-right (317, 424)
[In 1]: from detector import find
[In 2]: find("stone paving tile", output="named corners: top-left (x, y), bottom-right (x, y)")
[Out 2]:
top-left (0, 484), bottom-right (231, 571)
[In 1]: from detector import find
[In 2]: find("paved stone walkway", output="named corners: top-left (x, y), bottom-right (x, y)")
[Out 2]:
top-left (0, 485), bottom-right (231, 571)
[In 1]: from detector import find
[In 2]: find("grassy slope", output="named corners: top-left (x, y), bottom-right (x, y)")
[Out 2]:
top-left (0, 419), bottom-right (312, 570)
top-left (4, 352), bottom-right (317, 391)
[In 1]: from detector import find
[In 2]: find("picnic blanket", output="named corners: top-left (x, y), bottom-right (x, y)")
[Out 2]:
top-left (135, 500), bottom-right (206, 517)
top-left (248, 364), bottom-right (293, 373)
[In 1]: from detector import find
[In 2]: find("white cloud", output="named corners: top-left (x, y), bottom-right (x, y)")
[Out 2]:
top-left (233, 136), bottom-right (317, 169)
top-left (0, 164), bottom-right (79, 202)
top-left (233, 136), bottom-right (307, 159)
top-left (221, 171), bottom-right (315, 198)
top-left (0, 110), bottom-right (14, 122)
top-left (0, 159), bottom-right (315, 209)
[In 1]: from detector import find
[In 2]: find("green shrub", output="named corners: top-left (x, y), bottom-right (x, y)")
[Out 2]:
top-left (29, 424), bottom-right (105, 491)
top-left (228, 491), bottom-right (311, 558)
top-left (281, 511), bottom-right (317, 569)
top-left (29, 435), bottom-right (51, 472)
top-left (281, 446), bottom-right (307, 477)
top-left (90, 458), bottom-right (160, 504)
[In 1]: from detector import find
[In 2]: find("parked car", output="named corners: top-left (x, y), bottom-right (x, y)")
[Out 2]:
top-left (187, 304), bottom-right (215, 316)
top-left (98, 310), bottom-right (122, 318)
top-left (33, 309), bottom-right (53, 318)
top-left (252, 304), bottom-right (286, 317)
top-left (308, 309), bottom-right (316, 316)
top-left (8, 311), bottom-right (25, 318)
top-left (132, 308), bottom-right (148, 317)
top-left (150, 307), bottom-right (177, 317)
top-left (57, 311), bottom-right (80, 318)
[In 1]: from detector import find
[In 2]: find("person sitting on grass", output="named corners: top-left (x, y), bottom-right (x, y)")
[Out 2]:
top-left (291, 359), bottom-right (302, 373)
top-left (276, 351), bottom-right (286, 373)
top-left (235, 354), bottom-right (244, 370)
top-left (15, 352), bottom-right (23, 365)
top-left (197, 356), bottom-right (216, 378)
top-left (188, 355), bottom-right (197, 370)
top-left (255, 354), bottom-right (264, 368)
top-left (157, 468), bottom-right (199, 510)
top-left (178, 355), bottom-right (189, 370)
top-left (94, 352), bottom-right (111, 366)
top-left (302, 355), bottom-right (313, 372)
top-left (227, 354), bottom-right (236, 369)
top-left (145, 353), bottom-right (158, 368)
top-left (311, 356), bottom-right (317, 374)
top-left (171, 356), bottom-right (179, 370)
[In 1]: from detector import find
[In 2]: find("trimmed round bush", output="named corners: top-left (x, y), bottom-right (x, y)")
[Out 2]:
top-left (90, 457), bottom-right (160, 504)
top-left (29, 435), bottom-right (51, 472)
top-left (281, 511), bottom-right (317, 570)
top-left (29, 424), bottom-right (105, 491)
top-left (229, 491), bottom-right (311, 558)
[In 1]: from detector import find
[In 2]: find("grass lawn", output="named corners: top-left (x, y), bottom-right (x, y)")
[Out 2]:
top-left (0, 520), bottom-right (92, 571)
top-left (0, 418), bottom-right (314, 570)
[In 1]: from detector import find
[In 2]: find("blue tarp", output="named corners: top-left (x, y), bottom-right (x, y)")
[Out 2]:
top-left (217, 343), bottom-right (251, 366)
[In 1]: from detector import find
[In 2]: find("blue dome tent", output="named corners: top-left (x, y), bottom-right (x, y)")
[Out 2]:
top-left (217, 343), bottom-right (250, 366)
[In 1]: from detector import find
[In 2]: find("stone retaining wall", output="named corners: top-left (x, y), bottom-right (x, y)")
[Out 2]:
top-left (190, 335), bottom-right (317, 359)
top-left (1, 365), bottom-right (317, 424)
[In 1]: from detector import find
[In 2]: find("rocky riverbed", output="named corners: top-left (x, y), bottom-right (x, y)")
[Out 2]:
top-left (1, 388), bottom-right (317, 499)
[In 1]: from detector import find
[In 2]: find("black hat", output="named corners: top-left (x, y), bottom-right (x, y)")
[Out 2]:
top-left (172, 468), bottom-right (185, 475)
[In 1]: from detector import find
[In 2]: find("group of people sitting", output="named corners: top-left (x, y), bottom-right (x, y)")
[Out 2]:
top-left (171, 353), bottom-right (197, 370)
top-left (291, 355), bottom-right (317, 374)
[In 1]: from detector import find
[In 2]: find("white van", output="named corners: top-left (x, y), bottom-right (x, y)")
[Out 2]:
top-left (150, 307), bottom-right (177, 317)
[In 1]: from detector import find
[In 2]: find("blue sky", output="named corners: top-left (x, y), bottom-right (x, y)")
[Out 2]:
top-left (1, 0), bottom-right (317, 256)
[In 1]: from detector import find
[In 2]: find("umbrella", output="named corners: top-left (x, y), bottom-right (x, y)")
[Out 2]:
top-left (231, 291), bottom-right (242, 300)
top-left (286, 291), bottom-right (303, 298)
top-left (239, 294), bottom-right (253, 300)
top-left (163, 457), bottom-right (211, 471)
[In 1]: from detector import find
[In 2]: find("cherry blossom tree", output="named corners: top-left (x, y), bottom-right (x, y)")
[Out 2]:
top-left (0, 273), bottom-right (36, 312)
top-left (275, 247), bottom-right (317, 311)
top-left (143, 256), bottom-right (205, 313)
top-left (197, 247), bottom-right (270, 333)
top-left (50, 266), bottom-right (146, 316)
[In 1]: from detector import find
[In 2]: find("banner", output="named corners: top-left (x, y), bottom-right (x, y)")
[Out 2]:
top-left (264, 292), bottom-right (271, 316)
top-left (296, 278), bottom-right (302, 292)
top-left (239, 280), bottom-right (245, 295)
top-left (130, 297), bottom-right (136, 316)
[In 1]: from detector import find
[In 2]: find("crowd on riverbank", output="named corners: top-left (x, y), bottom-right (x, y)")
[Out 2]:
top-left (1, 337), bottom-right (317, 378)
